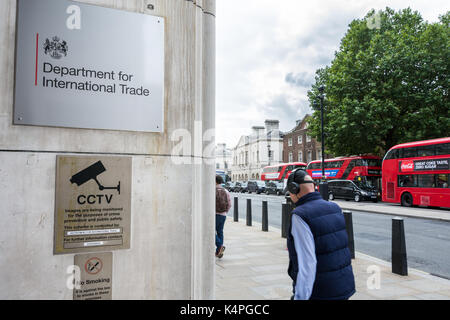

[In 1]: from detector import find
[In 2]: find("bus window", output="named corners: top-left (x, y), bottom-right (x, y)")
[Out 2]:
top-left (417, 175), bottom-right (435, 188)
top-left (398, 175), bottom-right (417, 187)
top-left (403, 147), bottom-right (418, 158)
top-left (365, 159), bottom-right (382, 167)
top-left (418, 145), bottom-right (436, 157)
top-left (384, 149), bottom-right (399, 160)
top-left (436, 143), bottom-right (450, 156)
top-left (436, 174), bottom-right (449, 188)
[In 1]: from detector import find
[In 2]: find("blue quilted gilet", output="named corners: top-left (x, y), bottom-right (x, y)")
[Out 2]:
top-left (287, 192), bottom-right (356, 300)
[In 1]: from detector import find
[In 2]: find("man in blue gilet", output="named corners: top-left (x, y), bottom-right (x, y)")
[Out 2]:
top-left (286, 169), bottom-right (355, 300)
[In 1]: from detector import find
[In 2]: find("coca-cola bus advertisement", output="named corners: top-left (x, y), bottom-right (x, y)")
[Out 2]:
top-left (383, 137), bottom-right (450, 208)
top-left (399, 159), bottom-right (450, 172)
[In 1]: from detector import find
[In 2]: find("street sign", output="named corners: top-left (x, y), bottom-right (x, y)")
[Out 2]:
top-left (14, 0), bottom-right (165, 132)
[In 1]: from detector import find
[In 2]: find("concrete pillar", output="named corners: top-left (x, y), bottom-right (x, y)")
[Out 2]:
top-left (0, 0), bottom-right (215, 300)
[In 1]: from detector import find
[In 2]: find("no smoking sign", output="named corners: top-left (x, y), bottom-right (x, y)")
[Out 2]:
top-left (85, 257), bottom-right (103, 275)
top-left (74, 252), bottom-right (112, 300)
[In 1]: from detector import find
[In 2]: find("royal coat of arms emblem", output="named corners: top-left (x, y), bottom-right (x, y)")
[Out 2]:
top-left (43, 36), bottom-right (68, 59)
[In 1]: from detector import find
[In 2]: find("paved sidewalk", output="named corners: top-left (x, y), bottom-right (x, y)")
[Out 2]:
top-left (215, 220), bottom-right (450, 300)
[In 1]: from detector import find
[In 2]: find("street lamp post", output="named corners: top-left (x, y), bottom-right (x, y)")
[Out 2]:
top-left (318, 86), bottom-right (328, 201)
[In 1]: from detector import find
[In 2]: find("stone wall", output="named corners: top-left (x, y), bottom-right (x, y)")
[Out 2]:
top-left (0, 0), bottom-right (216, 300)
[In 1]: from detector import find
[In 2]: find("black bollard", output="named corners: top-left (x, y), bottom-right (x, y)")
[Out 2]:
top-left (319, 182), bottom-right (329, 201)
top-left (246, 199), bottom-right (252, 226)
top-left (281, 203), bottom-right (287, 238)
top-left (262, 201), bottom-right (268, 232)
top-left (392, 218), bottom-right (408, 276)
top-left (234, 197), bottom-right (239, 222)
top-left (343, 210), bottom-right (355, 259)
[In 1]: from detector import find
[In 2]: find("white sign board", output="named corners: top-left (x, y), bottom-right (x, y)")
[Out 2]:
top-left (14, 0), bottom-right (165, 132)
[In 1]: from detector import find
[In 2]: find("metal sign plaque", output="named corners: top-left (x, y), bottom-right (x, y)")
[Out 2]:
top-left (74, 252), bottom-right (112, 300)
top-left (54, 156), bottom-right (132, 254)
top-left (14, 0), bottom-right (165, 132)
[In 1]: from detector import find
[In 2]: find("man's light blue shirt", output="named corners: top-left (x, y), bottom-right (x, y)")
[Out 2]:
top-left (291, 214), bottom-right (317, 300)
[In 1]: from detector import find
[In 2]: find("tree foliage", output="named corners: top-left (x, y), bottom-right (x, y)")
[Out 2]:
top-left (307, 8), bottom-right (449, 156)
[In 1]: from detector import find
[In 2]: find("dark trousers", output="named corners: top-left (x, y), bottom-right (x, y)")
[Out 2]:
top-left (215, 214), bottom-right (227, 253)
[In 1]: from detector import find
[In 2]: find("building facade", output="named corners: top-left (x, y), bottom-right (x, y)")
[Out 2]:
top-left (215, 143), bottom-right (232, 177)
top-left (283, 115), bottom-right (331, 165)
top-left (231, 120), bottom-right (283, 181)
top-left (0, 0), bottom-right (216, 300)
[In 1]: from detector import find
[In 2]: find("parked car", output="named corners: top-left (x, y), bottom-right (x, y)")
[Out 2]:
top-left (265, 181), bottom-right (284, 195)
top-left (234, 181), bottom-right (244, 193)
top-left (225, 182), bottom-right (236, 192)
top-left (327, 179), bottom-right (378, 203)
top-left (239, 182), bottom-right (249, 193)
top-left (247, 180), bottom-right (266, 194)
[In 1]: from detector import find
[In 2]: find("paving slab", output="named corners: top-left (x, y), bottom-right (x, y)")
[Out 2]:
top-left (215, 220), bottom-right (450, 300)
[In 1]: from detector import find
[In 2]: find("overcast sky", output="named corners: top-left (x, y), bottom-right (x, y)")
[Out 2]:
top-left (216, 0), bottom-right (449, 149)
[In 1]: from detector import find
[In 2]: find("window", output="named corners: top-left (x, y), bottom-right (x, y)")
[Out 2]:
top-left (289, 152), bottom-right (293, 163)
top-left (365, 159), bottom-right (382, 167)
top-left (437, 174), bottom-right (449, 188)
top-left (298, 151), bottom-right (303, 162)
top-left (398, 175), bottom-right (417, 187)
top-left (402, 147), bottom-right (418, 158)
top-left (436, 143), bottom-right (450, 156)
top-left (326, 161), bottom-right (344, 169)
top-left (308, 162), bottom-right (321, 170)
top-left (307, 151), bottom-right (312, 163)
top-left (417, 175), bottom-right (435, 188)
top-left (306, 135), bottom-right (311, 143)
top-left (418, 145), bottom-right (435, 157)
top-left (317, 150), bottom-right (322, 161)
top-left (298, 136), bottom-right (303, 144)
top-left (288, 138), bottom-right (293, 147)
top-left (384, 149), bottom-right (399, 160)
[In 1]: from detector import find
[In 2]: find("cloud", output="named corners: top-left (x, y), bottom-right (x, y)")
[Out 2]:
top-left (285, 72), bottom-right (314, 88)
top-left (216, 0), bottom-right (450, 149)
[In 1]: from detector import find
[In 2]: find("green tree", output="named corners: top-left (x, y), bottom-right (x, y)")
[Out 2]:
top-left (307, 8), bottom-right (449, 157)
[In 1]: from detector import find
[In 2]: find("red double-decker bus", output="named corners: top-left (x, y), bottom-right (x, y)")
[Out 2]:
top-left (261, 162), bottom-right (307, 183)
top-left (306, 155), bottom-right (382, 189)
top-left (382, 137), bottom-right (450, 208)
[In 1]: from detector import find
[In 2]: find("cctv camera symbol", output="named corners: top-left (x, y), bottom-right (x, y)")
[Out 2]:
top-left (70, 161), bottom-right (121, 194)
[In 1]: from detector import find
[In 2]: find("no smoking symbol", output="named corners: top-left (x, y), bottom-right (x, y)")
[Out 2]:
top-left (85, 257), bottom-right (103, 275)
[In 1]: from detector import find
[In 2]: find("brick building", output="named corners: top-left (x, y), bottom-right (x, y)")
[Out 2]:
top-left (283, 115), bottom-right (331, 165)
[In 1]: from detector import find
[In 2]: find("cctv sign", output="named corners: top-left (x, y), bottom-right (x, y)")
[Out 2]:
top-left (14, 0), bottom-right (164, 132)
top-left (54, 156), bottom-right (132, 255)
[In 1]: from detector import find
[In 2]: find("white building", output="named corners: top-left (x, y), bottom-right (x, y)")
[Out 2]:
top-left (231, 120), bottom-right (284, 181)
